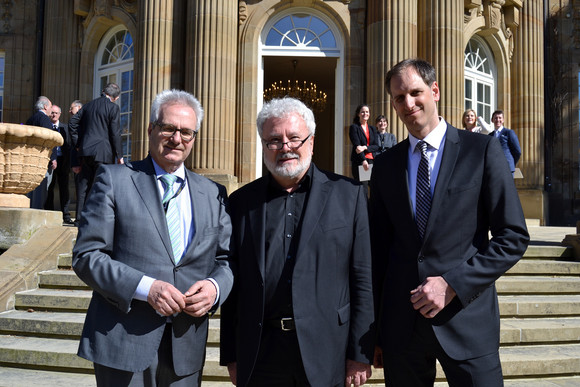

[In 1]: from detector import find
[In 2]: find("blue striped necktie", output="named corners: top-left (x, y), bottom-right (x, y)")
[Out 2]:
top-left (160, 174), bottom-right (183, 263)
top-left (416, 141), bottom-right (431, 240)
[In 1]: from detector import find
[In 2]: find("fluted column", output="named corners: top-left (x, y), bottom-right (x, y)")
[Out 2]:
top-left (131, 0), bottom-right (174, 160)
top-left (511, 0), bottom-right (544, 190)
top-left (417, 0), bottom-right (463, 126)
top-left (42, 1), bottom-right (82, 112)
top-left (367, 0), bottom-right (417, 142)
top-left (185, 0), bottom-right (237, 182)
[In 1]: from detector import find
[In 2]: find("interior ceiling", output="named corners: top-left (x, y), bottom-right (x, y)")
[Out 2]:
top-left (263, 56), bottom-right (336, 98)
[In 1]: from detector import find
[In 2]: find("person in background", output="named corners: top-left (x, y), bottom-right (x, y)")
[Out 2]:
top-left (73, 89), bottom-right (233, 386)
top-left (370, 58), bottom-right (529, 386)
top-left (489, 109), bottom-right (522, 176)
top-left (69, 100), bottom-right (83, 225)
top-left (68, 83), bottom-right (123, 224)
top-left (462, 109), bottom-right (491, 134)
top-left (220, 97), bottom-right (374, 387)
top-left (349, 104), bottom-right (379, 189)
top-left (25, 96), bottom-right (55, 209)
top-left (46, 105), bottom-right (74, 224)
top-left (374, 115), bottom-right (397, 156)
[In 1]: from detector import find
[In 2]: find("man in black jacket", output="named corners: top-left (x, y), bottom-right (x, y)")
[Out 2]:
top-left (68, 83), bottom-right (123, 222)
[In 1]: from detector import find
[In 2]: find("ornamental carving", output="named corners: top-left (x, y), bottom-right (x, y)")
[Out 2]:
top-left (78, 0), bottom-right (136, 31)
top-left (239, 1), bottom-right (247, 26)
top-left (1, 0), bottom-right (12, 34)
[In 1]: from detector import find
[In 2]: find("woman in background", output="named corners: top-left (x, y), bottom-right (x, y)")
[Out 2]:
top-left (463, 108), bottom-right (491, 134)
top-left (349, 104), bottom-right (378, 187)
top-left (374, 114), bottom-right (397, 156)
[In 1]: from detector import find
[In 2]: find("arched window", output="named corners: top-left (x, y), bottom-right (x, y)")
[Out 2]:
top-left (95, 26), bottom-right (134, 161)
top-left (464, 38), bottom-right (495, 122)
top-left (264, 14), bottom-right (338, 53)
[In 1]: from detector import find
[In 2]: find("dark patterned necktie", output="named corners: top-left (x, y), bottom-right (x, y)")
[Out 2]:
top-left (416, 141), bottom-right (431, 240)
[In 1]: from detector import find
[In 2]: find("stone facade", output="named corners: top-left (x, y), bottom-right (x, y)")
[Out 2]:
top-left (0, 0), bottom-right (577, 225)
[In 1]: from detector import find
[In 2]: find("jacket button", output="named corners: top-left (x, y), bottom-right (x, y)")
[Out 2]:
top-left (418, 255), bottom-right (424, 263)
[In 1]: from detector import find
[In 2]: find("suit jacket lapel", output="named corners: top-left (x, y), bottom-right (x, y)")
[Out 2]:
top-left (296, 165), bottom-right (331, 260)
top-left (130, 157), bottom-right (174, 259)
top-left (392, 139), bottom-right (418, 238)
top-left (247, 179), bottom-right (268, 280)
top-left (425, 124), bottom-right (460, 242)
top-left (182, 169), bottom-right (205, 262)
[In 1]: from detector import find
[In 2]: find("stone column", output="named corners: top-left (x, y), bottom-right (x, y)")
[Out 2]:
top-left (417, 0), bottom-right (464, 126)
top-left (131, 0), bottom-right (175, 159)
top-left (185, 1), bottom-right (237, 190)
top-left (366, 0), bottom-right (417, 142)
top-left (42, 1), bottom-right (82, 112)
top-left (510, 0), bottom-right (545, 221)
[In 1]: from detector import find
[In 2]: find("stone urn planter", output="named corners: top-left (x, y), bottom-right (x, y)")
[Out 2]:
top-left (0, 123), bottom-right (63, 208)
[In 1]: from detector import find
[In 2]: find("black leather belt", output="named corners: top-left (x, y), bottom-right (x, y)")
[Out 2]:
top-left (267, 317), bottom-right (296, 331)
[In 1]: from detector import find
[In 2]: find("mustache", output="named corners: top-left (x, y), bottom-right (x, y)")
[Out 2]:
top-left (277, 152), bottom-right (299, 161)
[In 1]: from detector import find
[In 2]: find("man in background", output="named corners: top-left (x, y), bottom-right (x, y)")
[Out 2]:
top-left (489, 109), bottom-right (522, 176)
top-left (68, 83), bottom-right (123, 222)
top-left (46, 104), bottom-right (73, 224)
top-left (25, 96), bottom-right (55, 209)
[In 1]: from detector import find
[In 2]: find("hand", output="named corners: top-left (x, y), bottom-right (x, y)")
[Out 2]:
top-left (50, 160), bottom-right (57, 170)
top-left (410, 276), bottom-right (456, 318)
top-left (373, 345), bottom-right (383, 368)
top-left (356, 145), bottom-right (367, 154)
top-left (227, 362), bottom-right (237, 385)
top-left (72, 166), bottom-right (81, 174)
top-left (118, 157), bottom-right (124, 165)
top-left (345, 359), bottom-right (371, 386)
top-left (147, 280), bottom-right (186, 316)
top-left (183, 279), bottom-right (217, 317)
top-left (362, 160), bottom-right (370, 171)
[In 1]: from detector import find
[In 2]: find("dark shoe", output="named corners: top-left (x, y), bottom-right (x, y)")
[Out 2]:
top-left (63, 218), bottom-right (75, 225)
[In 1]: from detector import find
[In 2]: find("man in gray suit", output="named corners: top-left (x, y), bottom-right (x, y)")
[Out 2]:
top-left (73, 89), bottom-right (233, 386)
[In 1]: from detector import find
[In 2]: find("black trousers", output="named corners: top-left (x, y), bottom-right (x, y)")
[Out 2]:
top-left (76, 156), bottom-right (102, 222)
top-left (382, 317), bottom-right (503, 387)
top-left (45, 155), bottom-right (71, 220)
top-left (248, 327), bottom-right (311, 387)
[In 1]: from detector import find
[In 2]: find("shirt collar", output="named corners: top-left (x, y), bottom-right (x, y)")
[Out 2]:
top-left (267, 163), bottom-right (313, 196)
top-left (151, 159), bottom-right (186, 182)
top-left (408, 117), bottom-right (447, 152)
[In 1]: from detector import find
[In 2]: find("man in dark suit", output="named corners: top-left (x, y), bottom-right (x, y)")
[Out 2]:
top-left (46, 104), bottom-right (74, 224)
top-left (73, 89), bottom-right (233, 386)
top-left (68, 82), bottom-right (123, 222)
top-left (489, 109), bottom-right (522, 176)
top-left (25, 96), bottom-right (55, 209)
top-left (370, 59), bottom-right (529, 386)
top-left (220, 97), bottom-right (374, 387)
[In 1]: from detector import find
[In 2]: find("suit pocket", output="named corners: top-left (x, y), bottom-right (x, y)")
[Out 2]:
top-left (447, 181), bottom-right (477, 195)
top-left (337, 303), bottom-right (350, 325)
top-left (203, 226), bottom-right (219, 236)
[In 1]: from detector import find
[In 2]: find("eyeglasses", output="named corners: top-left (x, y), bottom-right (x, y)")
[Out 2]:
top-left (154, 121), bottom-right (197, 142)
top-left (264, 134), bottom-right (311, 150)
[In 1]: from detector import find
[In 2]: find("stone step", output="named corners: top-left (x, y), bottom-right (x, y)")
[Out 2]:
top-left (0, 336), bottom-right (92, 371)
top-left (499, 295), bottom-right (580, 317)
top-left (201, 343), bottom-right (580, 382)
top-left (37, 270), bottom-right (89, 290)
top-left (523, 245), bottom-right (574, 260)
top-left (0, 366), bottom-right (96, 387)
top-left (497, 276), bottom-right (580, 295)
top-left (0, 310), bottom-right (85, 338)
top-left (506, 259), bottom-right (580, 276)
top-left (14, 289), bottom-right (92, 312)
top-left (500, 317), bottom-right (580, 345)
top-left (57, 253), bottom-right (73, 269)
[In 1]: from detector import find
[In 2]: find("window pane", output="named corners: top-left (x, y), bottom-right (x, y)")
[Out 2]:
top-left (292, 15), bottom-right (310, 29)
top-left (319, 30), bottom-right (336, 48)
top-left (465, 79), bottom-right (472, 99)
top-left (266, 29), bottom-right (283, 46)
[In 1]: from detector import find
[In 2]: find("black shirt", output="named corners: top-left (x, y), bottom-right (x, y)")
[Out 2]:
top-left (263, 165), bottom-right (313, 320)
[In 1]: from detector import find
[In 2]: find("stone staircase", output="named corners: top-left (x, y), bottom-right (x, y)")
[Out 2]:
top-left (1, 239), bottom-right (580, 385)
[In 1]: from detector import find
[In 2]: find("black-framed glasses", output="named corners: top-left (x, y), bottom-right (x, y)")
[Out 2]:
top-left (154, 121), bottom-right (197, 142)
top-left (264, 134), bottom-right (311, 150)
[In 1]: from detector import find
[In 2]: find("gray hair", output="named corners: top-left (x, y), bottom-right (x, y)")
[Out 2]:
top-left (150, 89), bottom-right (204, 131)
top-left (71, 100), bottom-right (83, 109)
top-left (35, 96), bottom-right (51, 111)
top-left (257, 97), bottom-right (316, 138)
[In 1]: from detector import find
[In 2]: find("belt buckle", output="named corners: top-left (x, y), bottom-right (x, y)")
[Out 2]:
top-left (280, 317), bottom-right (293, 331)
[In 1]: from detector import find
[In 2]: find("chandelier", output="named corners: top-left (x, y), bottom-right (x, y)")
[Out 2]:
top-left (263, 60), bottom-right (328, 112)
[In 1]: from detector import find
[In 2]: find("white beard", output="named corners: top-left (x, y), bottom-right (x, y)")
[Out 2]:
top-left (264, 151), bottom-right (311, 179)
